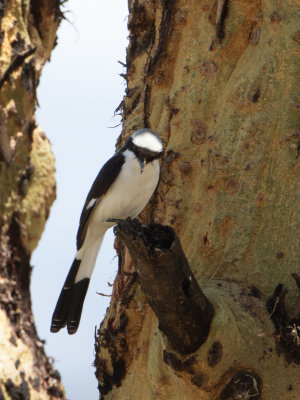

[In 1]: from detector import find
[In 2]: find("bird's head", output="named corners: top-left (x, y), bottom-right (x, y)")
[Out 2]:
top-left (127, 129), bottom-right (163, 173)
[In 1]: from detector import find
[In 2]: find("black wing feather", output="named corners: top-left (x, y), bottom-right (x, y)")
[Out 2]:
top-left (76, 152), bottom-right (125, 249)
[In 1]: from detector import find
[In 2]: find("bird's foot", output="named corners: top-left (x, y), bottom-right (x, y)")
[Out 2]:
top-left (111, 218), bottom-right (144, 240)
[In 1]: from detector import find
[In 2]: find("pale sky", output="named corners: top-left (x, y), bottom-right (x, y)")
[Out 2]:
top-left (31, 1), bottom-right (128, 398)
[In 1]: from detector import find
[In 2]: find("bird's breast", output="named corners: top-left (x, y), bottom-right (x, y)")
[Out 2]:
top-left (89, 154), bottom-right (160, 232)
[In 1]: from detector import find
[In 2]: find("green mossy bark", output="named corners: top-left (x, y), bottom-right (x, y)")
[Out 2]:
top-left (95, 0), bottom-right (300, 399)
top-left (0, 1), bottom-right (64, 398)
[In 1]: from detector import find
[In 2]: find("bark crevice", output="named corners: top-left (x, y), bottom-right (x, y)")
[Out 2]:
top-left (266, 276), bottom-right (300, 364)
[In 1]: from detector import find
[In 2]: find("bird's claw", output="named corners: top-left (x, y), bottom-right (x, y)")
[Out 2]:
top-left (112, 218), bottom-right (144, 240)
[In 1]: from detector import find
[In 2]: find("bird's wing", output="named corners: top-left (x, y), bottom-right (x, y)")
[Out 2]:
top-left (76, 151), bottom-right (125, 249)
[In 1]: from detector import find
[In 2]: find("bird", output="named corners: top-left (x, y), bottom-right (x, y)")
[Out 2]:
top-left (50, 129), bottom-right (163, 334)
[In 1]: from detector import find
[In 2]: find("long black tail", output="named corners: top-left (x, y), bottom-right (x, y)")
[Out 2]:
top-left (50, 259), bottom-right (90, 334)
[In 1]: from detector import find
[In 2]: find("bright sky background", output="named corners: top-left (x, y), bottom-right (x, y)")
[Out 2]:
top-left (31, 1), bottom-right (128, 399)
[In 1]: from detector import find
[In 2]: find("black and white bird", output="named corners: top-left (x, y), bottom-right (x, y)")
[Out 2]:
top-left (50, 129), bottom-right (163, 334)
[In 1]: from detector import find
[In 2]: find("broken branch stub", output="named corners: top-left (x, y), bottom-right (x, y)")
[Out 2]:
top-left (114, 219), bottom-right (214, 354)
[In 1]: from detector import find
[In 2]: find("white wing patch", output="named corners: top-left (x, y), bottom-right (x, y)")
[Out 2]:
top-left (86, 198), bottom-right (97, 210)
top-left (132, 130), bottom-right (163, 152)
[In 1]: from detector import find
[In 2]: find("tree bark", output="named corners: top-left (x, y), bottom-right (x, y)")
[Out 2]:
top-left (114, 218), bottom-right (214, 354)
top-left (95, 0), bottom-right (300, 399)
top-left (0, 1), bottom-right (64, 398)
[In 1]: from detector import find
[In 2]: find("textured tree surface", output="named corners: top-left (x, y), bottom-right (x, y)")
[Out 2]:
top-left (95, 0), bottom-right (300, 399)
top-left (0, 1), bottom-right (64, 398)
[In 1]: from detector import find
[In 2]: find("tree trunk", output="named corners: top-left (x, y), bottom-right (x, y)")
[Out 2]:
top-left (95, 0), bottom-right (299, 399)
top-left (0, 1), bottom-right (64, 398)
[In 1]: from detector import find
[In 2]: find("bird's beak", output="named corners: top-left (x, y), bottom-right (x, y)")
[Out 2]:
top-left (138, 158), bottom-right (145, 173)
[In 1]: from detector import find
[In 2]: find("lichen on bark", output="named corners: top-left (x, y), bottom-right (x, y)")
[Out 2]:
top-left (95, 0), bottom-right (300, 399)
top-left (0, 0), bottom-right (64, 398)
